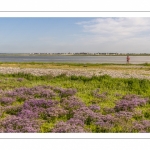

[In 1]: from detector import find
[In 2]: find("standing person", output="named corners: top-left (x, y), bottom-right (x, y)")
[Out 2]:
top-left (126, 55), bottom-right (130, 64)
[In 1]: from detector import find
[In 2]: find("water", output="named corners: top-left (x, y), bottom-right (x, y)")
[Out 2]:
top-left (0, 55), bottom-right (150, 64)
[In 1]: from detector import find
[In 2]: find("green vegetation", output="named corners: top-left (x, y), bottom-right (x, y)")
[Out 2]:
top-left (0, 61), bottom-right (149, 68)
top-left (1, 72), bottom-right (150, 132)
top-left (1, 73), bottom-right (150, 106)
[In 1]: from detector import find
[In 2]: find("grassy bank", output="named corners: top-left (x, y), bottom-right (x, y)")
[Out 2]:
top-left (0, 62), bottom-right (150, 75)
top-left (0, 61), bottom-right (150, 69)
top-left (0, 62), bottom-right (127, 69)
top-left (1, 73), bottom-right (150, 132)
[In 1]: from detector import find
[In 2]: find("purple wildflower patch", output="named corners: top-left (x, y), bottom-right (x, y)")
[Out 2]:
top-left (52, 121), bottom-right (87, 133)
top-left (0, 85), bottom-right (150, 133)
top-left (114, 95), bottom-right (148, 112)
top-left (0, 97), bottom-right (15, 106)
top-left (0, 116), bottom-right (41, 133)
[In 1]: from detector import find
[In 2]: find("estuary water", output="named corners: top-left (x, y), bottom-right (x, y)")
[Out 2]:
top-left (0, 55), bottom-right (150, 64)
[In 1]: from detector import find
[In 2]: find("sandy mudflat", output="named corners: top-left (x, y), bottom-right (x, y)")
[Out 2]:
top-left (0, 66), bottom-right (150, 79)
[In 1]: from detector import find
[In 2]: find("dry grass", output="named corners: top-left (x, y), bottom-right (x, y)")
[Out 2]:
top-left (0, 62), bottom-right (148, 70)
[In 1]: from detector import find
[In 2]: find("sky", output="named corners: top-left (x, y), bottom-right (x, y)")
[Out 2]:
top-left (0, 17), bottom-right (150, 53)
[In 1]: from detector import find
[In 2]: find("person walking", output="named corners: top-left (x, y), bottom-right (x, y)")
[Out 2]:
top-left (126, 55), bottom-right (130, 64)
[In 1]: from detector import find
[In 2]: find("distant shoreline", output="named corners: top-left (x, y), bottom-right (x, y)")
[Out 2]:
top-left (0, 53), bottom-right (150, 56)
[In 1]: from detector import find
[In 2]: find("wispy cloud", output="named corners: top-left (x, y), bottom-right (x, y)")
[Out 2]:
top-left (74, 18), bottom-right (150, 53)
top-left (77, 18), bottom-right (150, 44)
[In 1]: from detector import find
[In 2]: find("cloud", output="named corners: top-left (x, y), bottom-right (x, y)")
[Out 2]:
top-left (75, 18), bottom-right (150, 53)
top-left (77, 18), bottom-right (150, 43)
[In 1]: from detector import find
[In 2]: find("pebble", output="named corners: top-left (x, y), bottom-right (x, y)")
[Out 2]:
top-left (0, 66), bottom-right (150, 80)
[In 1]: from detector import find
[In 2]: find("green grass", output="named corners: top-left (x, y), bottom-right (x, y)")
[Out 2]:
top-left (1, 72), bottom-right (150, 132)
top-left (0, 61), bottom-right (149, 67)
top-left (1, 72), bottom-right (150, 110)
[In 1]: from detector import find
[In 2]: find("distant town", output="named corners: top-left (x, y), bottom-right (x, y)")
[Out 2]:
top-left (0, 52), bottom-right (150, 56)
top-left (27, 52), bottom-right (150, 56)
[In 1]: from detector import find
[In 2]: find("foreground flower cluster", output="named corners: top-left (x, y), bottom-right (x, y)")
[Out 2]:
top-left (0, 85), bottom-right (150, 133)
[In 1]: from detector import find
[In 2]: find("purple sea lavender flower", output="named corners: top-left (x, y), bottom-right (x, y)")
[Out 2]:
top-left (132, 123), bottom-right (145, 132)
top-left (40, 107), bottom-right (68, 120)
top-left (40, 89), bottom-right (56, 98)
top-left (132, 120), bottom-right (150, 132)
top-left (122, 94), bottom-right (140, 100)
top-left (59, 88), bottom-right (77, 97)
top-left (61, 96), bottom-right (85, 110)
top-left (15, 87), bottom-right (29, 94)
top-left (115, 111), bottom-right (133, 120)
top-left (115, 100), bottom-right (134, 112)
top-left (100, 114), bottom-right (116, 124)
top-left (53, 87), bottom-right (64, 93)
top-left (5, 105), bottom-right (22, 115)
top-left (52, 121), bottom-right (87, 133)
top-left (95, 119), bottom-right (113, 132)
top-left (23, 99), bottom-right (56, 109)
top-left (89, 104), bottom-right (100, 112)
top-left (73, 106), bottom-right (99, 125)
top-left (141, 120), bottom-right (150, 129)
top-left (114, 95), bottom-right (148, 112)
top-left (18, 109), bottom-right (39, 119)
top-left (0, 116), bottom-right (41, 133)
top-left (5, 91), bottom-right (18, 97)
top-left (67, 118), bottom-right (84, 127)
top-left (0, 97), bottom-right (15, 106)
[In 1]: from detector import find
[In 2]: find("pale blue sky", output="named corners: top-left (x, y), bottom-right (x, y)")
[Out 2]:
top-left (0, 17), bottom-right (150, 53)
